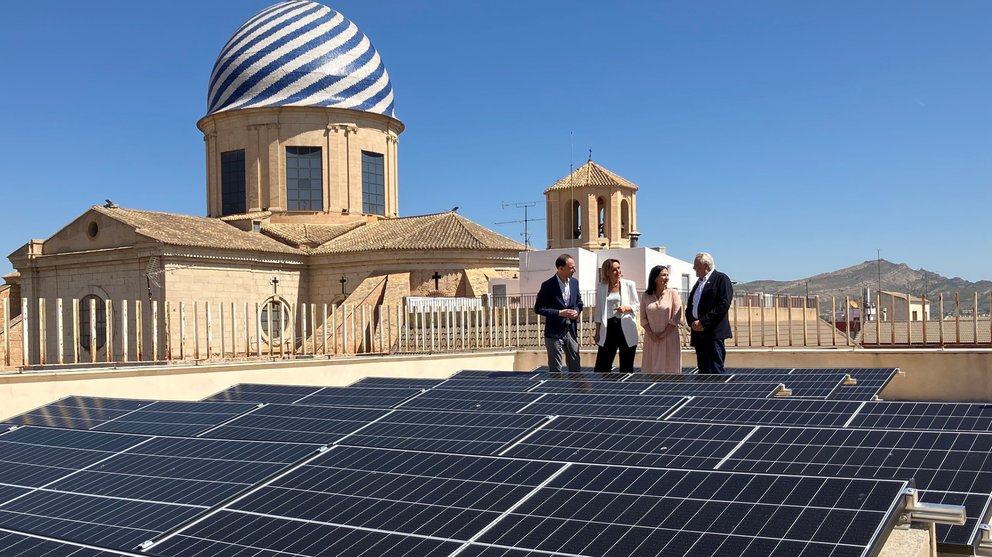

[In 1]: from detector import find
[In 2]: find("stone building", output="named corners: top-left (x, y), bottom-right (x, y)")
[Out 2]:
top-left (6, 0), bottom-right (522, 364)
top-left (544, 159), bottom-right (640, 251)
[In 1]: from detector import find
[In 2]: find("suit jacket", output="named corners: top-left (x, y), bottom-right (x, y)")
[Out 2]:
top-left (686, 270), bottom-right (734, 344)
top-left (593, 279), bottom-right (640, 348)
top-left (534, 275), bottom-right (583, 339)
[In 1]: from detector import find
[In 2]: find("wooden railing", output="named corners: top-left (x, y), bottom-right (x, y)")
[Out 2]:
top-left (1, 291), bottom-right (989, 369)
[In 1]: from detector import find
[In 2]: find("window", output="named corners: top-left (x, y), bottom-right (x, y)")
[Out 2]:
top-left (259, 297), bottom-right (290, 342)
top-left (79, 295), bottom-right (107, 351)
top-left (286, 147), bottom-right (323, 211)
top-left (221, 149), bottom-right (246, 215)
top-left (361, 151), bottom-right (385, 215)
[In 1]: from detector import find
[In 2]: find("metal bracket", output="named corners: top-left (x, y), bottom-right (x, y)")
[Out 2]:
top-left (773, 384), bottom-right (793, 397)
top-left (842, 374), bottom-right (858, 386)
top-left (903, 488), bottom-right (967, 526)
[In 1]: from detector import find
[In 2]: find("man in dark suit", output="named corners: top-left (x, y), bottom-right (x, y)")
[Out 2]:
top-left (534, 254), bottom-right (583, 372)
top-left (686, 252), bottom-right (733, 374)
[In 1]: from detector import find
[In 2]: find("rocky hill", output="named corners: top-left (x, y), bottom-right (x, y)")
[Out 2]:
top-left (737, 260), bottom-right (992, 317)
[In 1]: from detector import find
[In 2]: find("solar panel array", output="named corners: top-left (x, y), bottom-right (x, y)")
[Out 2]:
top-left (4, 365), bottom-right (990, 555)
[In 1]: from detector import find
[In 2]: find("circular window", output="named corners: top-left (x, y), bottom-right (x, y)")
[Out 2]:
top-left (87, 221), bottom-right (99, 238)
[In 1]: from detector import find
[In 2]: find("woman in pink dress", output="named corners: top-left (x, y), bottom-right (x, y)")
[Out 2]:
top-left (640, 265), bottom-right (684, 373)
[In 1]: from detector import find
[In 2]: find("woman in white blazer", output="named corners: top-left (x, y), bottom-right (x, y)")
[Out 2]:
top-left (593, 258), bottom-right (639, 373)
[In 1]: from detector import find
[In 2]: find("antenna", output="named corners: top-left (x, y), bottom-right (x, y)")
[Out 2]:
top-left (497, 201), bottom-right (544, 248)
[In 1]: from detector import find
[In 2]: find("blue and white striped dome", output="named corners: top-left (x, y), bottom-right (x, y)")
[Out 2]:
top-left (206, 1), bottom-right (395, 117)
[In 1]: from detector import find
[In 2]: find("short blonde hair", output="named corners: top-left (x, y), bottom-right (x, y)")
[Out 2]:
top-left (599, 258), bottom-right (620, 283)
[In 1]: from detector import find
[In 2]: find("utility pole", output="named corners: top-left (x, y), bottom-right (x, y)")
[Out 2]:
top-left (497, 201), bottom-right (544, 248)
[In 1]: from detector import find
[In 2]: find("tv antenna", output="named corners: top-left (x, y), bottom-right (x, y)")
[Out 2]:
top-left (496, 201), bottom-right (544, 248)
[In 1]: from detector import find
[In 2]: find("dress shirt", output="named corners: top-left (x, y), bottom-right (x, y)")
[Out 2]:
top-left (692, 269), bottom-right (713, 318)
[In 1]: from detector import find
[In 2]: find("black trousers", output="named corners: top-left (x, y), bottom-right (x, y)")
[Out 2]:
top-left (694, 337), bottom-right (726, 374)
top-left (594, 317), bottom-right (636, 373)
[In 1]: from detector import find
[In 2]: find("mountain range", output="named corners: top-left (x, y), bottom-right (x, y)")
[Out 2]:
top-left (737, 260), bottom-right (992, 317)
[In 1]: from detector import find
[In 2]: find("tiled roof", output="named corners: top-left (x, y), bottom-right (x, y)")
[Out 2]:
top-left (263, 223), bottom-right (364, 249)
top-left (310, 211), bottom-right (525, 255)
top-left (544, 160), bottom-right (639, 193)
top-left (218, 210), bottom-right (272, 222)
top-left (92, 206), bottom-right (301, 255)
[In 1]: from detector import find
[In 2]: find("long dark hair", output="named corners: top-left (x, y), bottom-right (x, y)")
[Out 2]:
top-left (645, 265), bottom-right (670, 296)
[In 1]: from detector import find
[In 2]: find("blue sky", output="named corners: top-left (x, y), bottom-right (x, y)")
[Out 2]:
top-left (1, 1), bottom-right (989, 283)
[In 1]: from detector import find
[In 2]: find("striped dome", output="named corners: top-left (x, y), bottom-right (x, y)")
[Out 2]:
top-left (206, 1), bottom-right (395, 117)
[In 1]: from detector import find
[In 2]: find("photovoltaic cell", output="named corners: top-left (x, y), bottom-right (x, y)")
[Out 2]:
top-left (503, 416), bottom-right (755, 469)
top-left (848, 401), bottom-right (992, 432)
top-left (295, 386), bottom-right (424, 408)
top-left (202, 383), bottom-right (323, 404)
top-left (478, 464), bottom-right (908, 557)
top-left (6, 397), bottom-right (154, 429)
top-left (398, 389), bottom-right (543, 413)
top-left (456, 546), bottom-right (574, 557)
top-left (718, 426), bottom-right (992, 493)
top-left (668, 397), bottom-right (863, 427)
top-left (831, 386), bottom-right (885, 401)
top-left (91, 401), bottom-right (259, 437)
top-left (201, 404), bottom-right (389, 444)
top-left (341, 409), bottom-right (549, 455)
top-left (0, 529), bottom-right (143, 557)
top-left (522, 393), bottom-right (687, 419)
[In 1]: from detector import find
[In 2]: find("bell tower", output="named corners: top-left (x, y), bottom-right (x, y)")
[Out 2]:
top-left (544, 158), bottom-right (639, 250)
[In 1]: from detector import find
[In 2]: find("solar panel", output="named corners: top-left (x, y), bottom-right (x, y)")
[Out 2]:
top-left (627, 373), bottom-right (728, 383)
top-left (45, 436), bottom-right (317, 506)
top-left (848, 401), bottom-right (992, 432)
top-left (831, 386), bottom-right (885, 401)
top-left (726, 373), bottom-right (849, 398)
top-left (502, 416), bottom-right (755, 469)
top-left (642, 381), bottom-right (786, 398)
top-left (151, 514), bottom-right (462, 557)
top-left (0, 490), bottom-right (206, 550)
top-left (454, 545), bottom-right (569, 557)
top-left (294, 386), bottom-right (425, 408)
top-left (147, 446), bottom-right (566, 556)
top-left (202, 383), bottom-right (323, 404)
top-left (717, 425), bottom-right (992, 493)
top-left (477, 464), bottom-right (908, 557)
top-left (6, 397), bottom-right (154, 429)
top-left (436, 378), bottom-right (542, 392)
top-left (449, 369), bottom-right (540, 380)
top-left (531, 378), bottom-right (649, 394)
top-left (0, 529), bottom-right (144, 556)
top-left (919, 490), bottom-right (992, 549)
top-left (341, 409), bottom-right (549, 455)
top-left (349, 377), bottom-right (445, 389)
top-left (0, 427), bottom-right (150, 487)
top-left (90, 401), bottom-right (260, 437)
top-left (201, 404), bottom-right (389, 444)
top-left (397, 388), bottom-right (543, 413)
top-left (667, 397), bottom-right (863, 427)
top-left (520, 393), bottom-right (687, 419)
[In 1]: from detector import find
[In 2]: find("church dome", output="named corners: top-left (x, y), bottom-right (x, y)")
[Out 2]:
top-left (206, 0), bottom-right (395, 118)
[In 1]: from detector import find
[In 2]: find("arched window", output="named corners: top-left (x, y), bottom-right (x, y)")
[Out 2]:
top-left (569, 199), bottom-right (582, 240)
top-left (620, 199), bottom-right (630, 239)
top-left (597, 197), bottom-right (606, 238)
top-left (259, 296), bottom-right (291, 342)
top-left (79, 295), bottom-right (107, 351)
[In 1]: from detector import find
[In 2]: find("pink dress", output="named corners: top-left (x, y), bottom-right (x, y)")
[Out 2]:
top-left (640, 288), bottom-right (684, 373)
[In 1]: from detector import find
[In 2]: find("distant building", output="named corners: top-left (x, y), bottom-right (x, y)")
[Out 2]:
top-left (878, 291), bottom-right (930, 321)
top-left (6, 1), bottom-right (522, 363)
